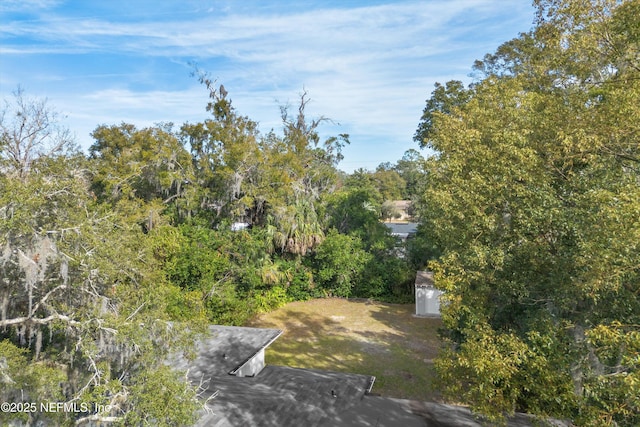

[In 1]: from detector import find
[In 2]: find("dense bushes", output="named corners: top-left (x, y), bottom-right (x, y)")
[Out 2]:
top-left (156, 218), bottom-right (414, 324)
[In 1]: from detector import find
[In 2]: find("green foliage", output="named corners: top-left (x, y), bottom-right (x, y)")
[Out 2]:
top-left (325, 187), bottom-right (381, 235)
top-left (312, 230), bottom-right (371, 297)
top-left (179, 85), bottom-right (263, 224)
top-left (436, 325), bottom-right (530, 422)
top-left (0, 340), bottom-right (66, 425)
top-left (372, 167), bottom-right (405, 201)
top-left (333, 150), bottom-right (426, 209)
top-left (323, 185), bottom-right (399, 253)
top-left (321, 186), bottom-right (414, 300)
top-left (414, 80), bottom-right (471, 149)
top-left (0, 93), bottom-right (202, 425)
top-left (416, 1), bottom-right (640, 425)
top-left (381, 200), bottom-right (402, 222)
top-left (89, 123), bottom-right (196, 224)
top-left (254, 286), bottom-right (293, 313)
top-left (124, 366), bottom-right (200, 426)
top-left (282, 261), bottom-right (319, 300)
top-left (405, 224), bottom-right (440, 270)
top-left (163, 224), bottom-right (231, 293)
top-left (395, 149), bottom-right (426, 200)
top-left (358, 256), bottom-right (413, 299)
top-left (582, 323), bottom-right (640, 425)
top-left (182, 71), bottom-right (348, 256)
top-left (158, 222), bottom-right (248, 324)
top-left (153, 217), bottom-right (319, 324)
top-left (267, 197), bottom-right (324, 255)
top-left (343, 168), bottom-right (383, 204)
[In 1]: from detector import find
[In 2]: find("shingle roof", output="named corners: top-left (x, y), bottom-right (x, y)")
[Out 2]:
top-left (325, 398), bottom-right (570, 427)
top-left (194, 365), bottom-right (373, 427)
top-left (171, 325), bottom-right (282, 377)
top-left (175, 324), bottom-right (569, 427)
top-left (172, 325), bottom-right (373, 426)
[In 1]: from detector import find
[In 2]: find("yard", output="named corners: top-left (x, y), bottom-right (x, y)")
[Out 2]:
top-left (247, 298), bottom-right (443, 401)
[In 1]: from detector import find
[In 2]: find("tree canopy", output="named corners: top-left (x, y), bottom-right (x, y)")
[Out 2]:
top-left (0, 92), bottom-right (202, 426)
top-left (416, 0), bottom-right (640, 425)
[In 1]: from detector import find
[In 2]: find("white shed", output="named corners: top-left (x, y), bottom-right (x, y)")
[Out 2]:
top-left (415, 271), bottom-right (442, 317)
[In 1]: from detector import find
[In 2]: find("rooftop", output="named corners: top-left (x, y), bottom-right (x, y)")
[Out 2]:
top-left (171, 325), bottom-right (282, 377)
top-left (194, 365), bottom-right (373, 427)
top-left (173, 325), bottom-right (375, 426)
top-left (415, 270), bottom-right (435, 287)
top-left (384, 222), bottom-right (418, 237)
top-left (173, 324), bottom-right (569, 427)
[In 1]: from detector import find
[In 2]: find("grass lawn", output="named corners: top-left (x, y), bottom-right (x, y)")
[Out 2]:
top-left (247, 298), bottom-right (443, 401)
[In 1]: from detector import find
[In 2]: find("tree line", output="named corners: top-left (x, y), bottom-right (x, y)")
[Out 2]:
top-left (0, 70), bottom-right (424, 423)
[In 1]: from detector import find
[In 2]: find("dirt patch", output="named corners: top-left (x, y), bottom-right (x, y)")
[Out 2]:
top-left (247, 298), bottom-right (443, 401)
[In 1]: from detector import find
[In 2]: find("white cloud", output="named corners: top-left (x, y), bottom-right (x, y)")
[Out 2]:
top-left (50, 87), bottom-right (211, 145)
top-left (1, 0), bottom-right (534, 171)
top-left (2, 1), bottom-right (524, 58)
top-left (0, 0), bottom-right (61, 12)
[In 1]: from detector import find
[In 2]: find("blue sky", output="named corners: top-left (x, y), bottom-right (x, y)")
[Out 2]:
top-left (0, 0), bottom-right (534, 172)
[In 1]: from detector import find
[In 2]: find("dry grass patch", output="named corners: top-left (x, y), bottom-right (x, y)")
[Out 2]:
top-left (247, 298), bottom-right (442, 401)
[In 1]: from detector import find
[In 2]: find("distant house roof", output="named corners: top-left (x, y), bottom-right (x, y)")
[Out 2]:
top-left (385, 222), bottom-right (418, 238)
top-left (391, 200), bottom-right (411, 210)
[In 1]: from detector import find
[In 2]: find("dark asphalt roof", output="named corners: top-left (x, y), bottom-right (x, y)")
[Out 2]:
top-left (171, 325), bottom-right (282, 377)
top-left (173, 324), bottom-right (569, 427)
top-left (172, 325), bottom-right (374, 426)
top-left (194, 365), bottom-right (373, 427)
top-left (325, 398), bottom-right (570, 427)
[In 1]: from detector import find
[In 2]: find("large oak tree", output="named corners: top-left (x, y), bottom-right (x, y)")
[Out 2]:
top-left (0, 91), bottom-right (201, 426)
top-left (416, 0), bottom-right (640, 425)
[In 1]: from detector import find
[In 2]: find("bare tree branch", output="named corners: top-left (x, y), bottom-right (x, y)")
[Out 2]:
top-left (0, 87), bottom-right (75, 179)
top-left (0, 313), bottom-right (81, 328)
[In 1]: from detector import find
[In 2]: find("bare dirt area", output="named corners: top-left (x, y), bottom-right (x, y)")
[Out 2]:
top-left (247, 298), bottom-right (443, 401)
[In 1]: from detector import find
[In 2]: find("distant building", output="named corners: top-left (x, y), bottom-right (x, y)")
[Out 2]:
top-left (384, 222), bottom-right (418, 241)
top-left (389, 200), bottom-right (413, 221)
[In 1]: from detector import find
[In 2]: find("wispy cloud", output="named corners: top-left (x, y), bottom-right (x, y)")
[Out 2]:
top-left (0, 0), bottom-right (61, 12)
top-left (0, 0), bottom-right (534, 171)
top-left (2, 1), bottom-right (527, 61)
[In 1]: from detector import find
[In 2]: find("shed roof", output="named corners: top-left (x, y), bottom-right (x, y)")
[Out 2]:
top-left (415, 270), bottom-right (435, 287)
